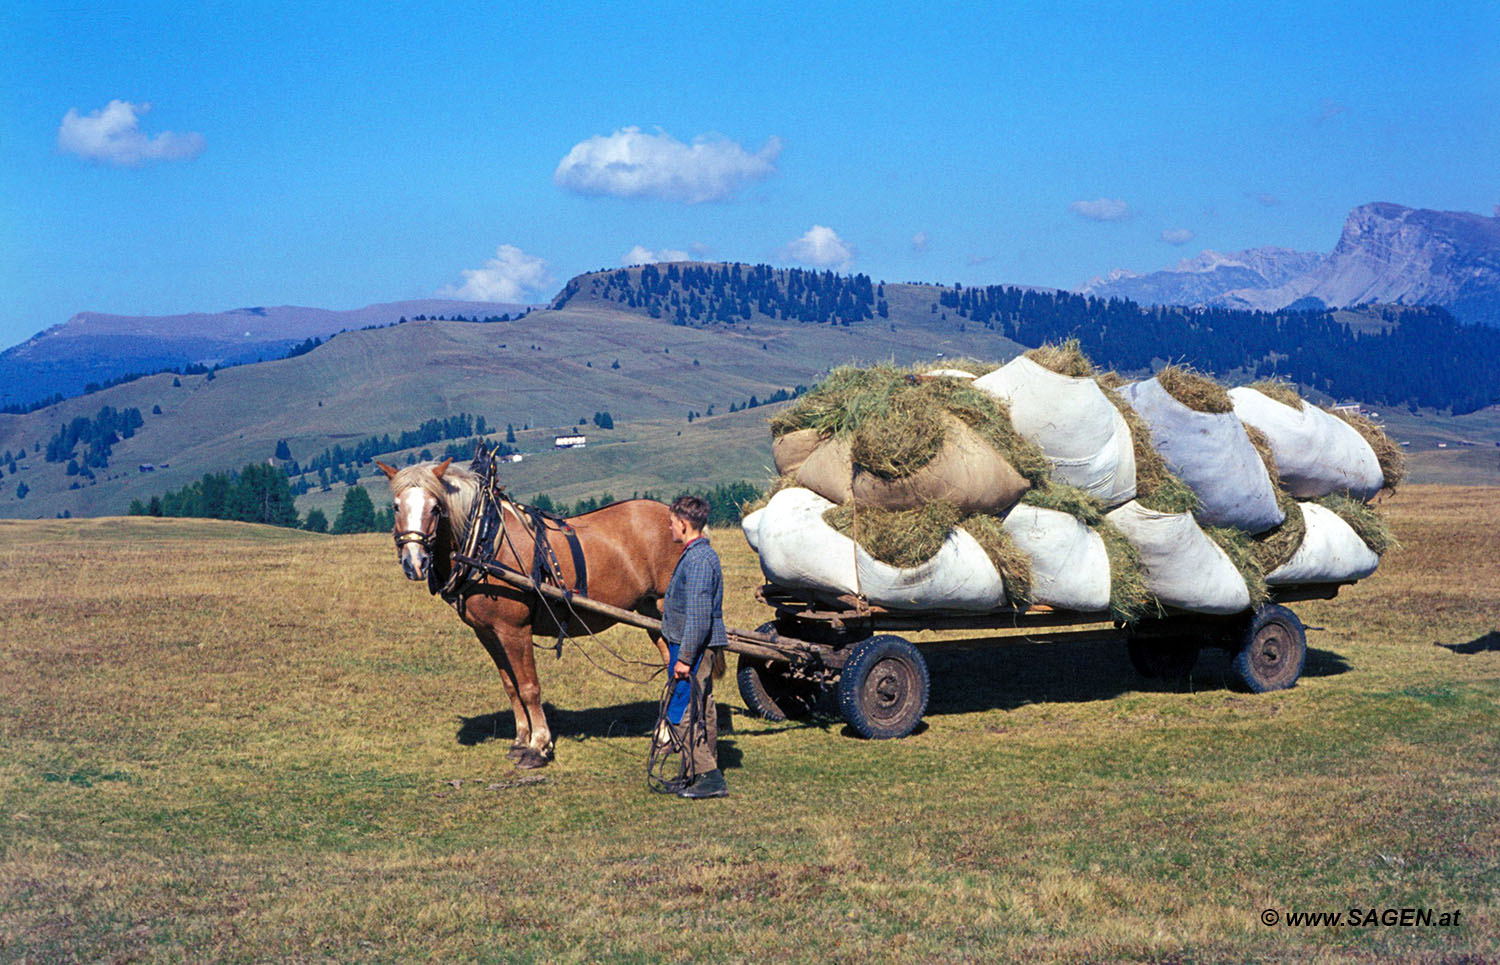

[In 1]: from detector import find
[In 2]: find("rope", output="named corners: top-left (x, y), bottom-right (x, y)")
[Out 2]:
top-left (645, 671), bottom-right (706, 794)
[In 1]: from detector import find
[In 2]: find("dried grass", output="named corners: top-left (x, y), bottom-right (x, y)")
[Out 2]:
top-left (1250, 489), bottom-right (1306, 573)
top-left (1204, 525), bottom-right (1270, 611)
top-left (1156, 365), bottom-right (1234, 414)
top-left (1096, 520), bottom-right (1158, 623)
top-left (1248, 378), bottom-right (1305, 410)
top-left (1025, 339), bottom-right (1095, 378)
top-left (1327, 407), bottom-right (1407, 491)
top-left (1315, 493), bottom-right (1398, 556)
top-left (1098, 382), bottom-right (1200, 514)
top-left (960, 513), bottom-right (1033, 607)
top-left (822, 500), bottom-right (961, 568)
top-left (1242, 424), bottom-right (1283, 489)
top-left (1094, 370), bottom-right (1131, 391)
top-left (1021, 481), bottom-right (1105, 526)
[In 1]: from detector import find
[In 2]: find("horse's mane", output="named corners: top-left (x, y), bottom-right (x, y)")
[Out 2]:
top-left (390, 462), bottom-right (482, 545)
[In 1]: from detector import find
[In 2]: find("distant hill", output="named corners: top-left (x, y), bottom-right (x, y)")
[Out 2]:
top-left (0, 299), bottom-right (530, 410)
top-left (3, 261), bottom-right (1497, 522)
top-left (1082, 203), bottom-right (1500, 325)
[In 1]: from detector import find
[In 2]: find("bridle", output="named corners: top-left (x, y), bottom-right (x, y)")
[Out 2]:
top-left (393, 491), bottom-right (444, 553)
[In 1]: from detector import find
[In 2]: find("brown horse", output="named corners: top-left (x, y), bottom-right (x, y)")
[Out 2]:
top-left (377, 459), bottom-right (683, 768)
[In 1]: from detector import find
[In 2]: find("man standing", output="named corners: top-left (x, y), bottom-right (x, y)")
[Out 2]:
top-left (662, 494), bottom-right (729, 799)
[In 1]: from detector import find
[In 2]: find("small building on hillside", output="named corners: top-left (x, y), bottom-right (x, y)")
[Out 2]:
top-left (553, 434), bottom-right (587, 450)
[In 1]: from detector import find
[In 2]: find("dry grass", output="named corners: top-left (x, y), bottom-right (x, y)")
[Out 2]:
top-left (1021, 481), bottom-right (1105, 526)
top-left (1096, 519), bottom-right (1158, 624)
top-left (1316, 492), bottom-right (1399, 556)
top-left (1248, 378), bottom-right (1306, 410)
top-left (1099, 381), bottom-right (1200, 514)
top-left (960, 513), bottom-right (1033, 607)
top-left (1204, 525), bottom-right (1271, 611)
top-left (822, 500), bottom-right (962, 567)
top-left (739, 474), bottom-right (798, 517)
top-left (1243, 424), bottom-right (1283, 489)
top-left (1156, 365), bottom-right (1234, 414)
top-left (1329, 407), bottom-right (1409, 491)
top-left (1251, 489), bottom-right (1308, 573)
top-left (1025, 339), bottom-right (1095, 378)
top-left (2, 493), bottom-right (1498, 962)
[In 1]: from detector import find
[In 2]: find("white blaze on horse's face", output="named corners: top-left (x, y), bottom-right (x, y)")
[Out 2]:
top-left (396, 486), bottom-right (437, 581)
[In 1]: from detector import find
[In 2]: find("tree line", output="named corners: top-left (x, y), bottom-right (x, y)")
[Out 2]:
top-left (44, 406), bottom-right (145, 475)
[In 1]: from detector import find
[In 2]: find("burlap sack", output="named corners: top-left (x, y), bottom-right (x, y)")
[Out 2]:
top-left (794, 436), bottom-right (856, 503)
top-left (771, 428), bottom-right (823, 477)
top-left (849, 415), bottom-right (1030, 515)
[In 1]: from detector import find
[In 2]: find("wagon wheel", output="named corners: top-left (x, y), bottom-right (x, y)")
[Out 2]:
top-left (836, 634), bottom-right (929, 740)
top-left (1229, 604), bottom-right (1306, 693)
top-left (1126, 633), bottom-right (1200, 680)
top-left (735, 623), bottom-right (823, 721)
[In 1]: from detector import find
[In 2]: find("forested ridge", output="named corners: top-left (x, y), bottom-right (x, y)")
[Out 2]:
top-left (561, 263), bottom-right (1500, 414)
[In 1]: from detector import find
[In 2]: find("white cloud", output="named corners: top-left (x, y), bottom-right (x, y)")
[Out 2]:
top-left (780, 225), bottom-right (854, 270)
top-left (911, 231), bottom-right (929, 253)
top-left (57, 100), bottom-right (204, 166)
top-left (554, 126), bottom-right (782, 203)
top-left (1160, 228), bottom-right (1195, 245)
top-left (621, 245), bottom-right (691, 266)
top-left (1069, 198), bottom-right (1131, 222)
top-left (443, 244), bottom-right (552, 302)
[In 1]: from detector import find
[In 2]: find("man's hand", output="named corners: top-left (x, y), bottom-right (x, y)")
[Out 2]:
top-left (673, 660), bottom-right (692, 680)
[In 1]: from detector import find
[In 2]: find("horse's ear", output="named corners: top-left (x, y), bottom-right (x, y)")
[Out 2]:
top-left (375, 461), bottom-right (398, 480)
top-left (433, 458), bottom-right (453, 479)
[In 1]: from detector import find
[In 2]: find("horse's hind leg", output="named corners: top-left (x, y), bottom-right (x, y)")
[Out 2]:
top-left (636, 598), bottom-right (670, 666)
top-left (474, 627), bottom-right (531, 761)
top-left (497, 625), bottom-right (553, 769)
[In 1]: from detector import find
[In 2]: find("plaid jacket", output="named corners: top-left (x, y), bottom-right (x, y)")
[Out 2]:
top-left (661, 536), bottom-right (728, 667)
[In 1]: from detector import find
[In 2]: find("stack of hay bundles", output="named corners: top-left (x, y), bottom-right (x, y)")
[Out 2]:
top-left (743, 345), bottom-right (1400, 620)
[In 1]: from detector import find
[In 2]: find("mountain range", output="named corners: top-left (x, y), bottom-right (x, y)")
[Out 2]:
top-left (1081, 203), bottom-right (1500, 324)
top-left (0, 299), bottom-right (528, 410)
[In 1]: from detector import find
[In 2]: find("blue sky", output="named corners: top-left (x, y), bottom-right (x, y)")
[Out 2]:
top-left (2, 0), bottom-right (1495, 350)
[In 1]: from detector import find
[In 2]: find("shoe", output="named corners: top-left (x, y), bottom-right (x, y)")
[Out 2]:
top-left (678, 769), bottom-right (728, 799)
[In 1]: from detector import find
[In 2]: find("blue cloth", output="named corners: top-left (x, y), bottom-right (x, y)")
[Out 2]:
top-left (660, 536), bottom-right (728, 670)
top-left (664, 642), bottom-right (693, 725)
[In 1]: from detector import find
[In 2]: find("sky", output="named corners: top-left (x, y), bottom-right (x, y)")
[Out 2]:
top-left (2, 0), bottom-right (1496, 350)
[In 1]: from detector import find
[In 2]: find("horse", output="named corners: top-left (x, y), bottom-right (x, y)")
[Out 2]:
top-left (377, 458), bottom-right (685, 769)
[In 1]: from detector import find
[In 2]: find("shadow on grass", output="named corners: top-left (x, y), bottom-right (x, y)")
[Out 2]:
top-left (1435, 629), bottom-right (1500, 654)
top-left (921, 633), bottom-right (1351, 716)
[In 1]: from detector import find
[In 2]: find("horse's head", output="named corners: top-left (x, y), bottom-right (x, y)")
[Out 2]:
top-left (377, 458), bottom-right (452, 582)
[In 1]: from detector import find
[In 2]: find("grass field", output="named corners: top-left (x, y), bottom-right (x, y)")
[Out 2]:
top-left (2, 486), bottom-right (1498, 962)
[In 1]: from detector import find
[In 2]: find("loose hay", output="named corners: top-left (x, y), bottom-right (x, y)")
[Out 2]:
top-left (1327, 407), bottom-right (1407, 491)
top-left (960, 513), bottom-right (1033, 607)
top-left (1242, 424), bottom-right (1283, 489)
top-left (1248, 378), bottom-right (1305, 410)
top-left (1098, 382), bottom-right (1201, 514)
top-left (1096, 519), bottom-right (1158, 623)
top-left (823, 500), bottom-right (962, 568)
top-left (1094, 370), bottom-right (1131, 391)
top-left (1315, 493), bottom-right (1398, 555)
top-left (1156, 365), bottom-right (1234, 414)
top-left (1021, 481), bottom-right (1105, 526)
top-left (1204, 525), bottom-right (1271, 611)
top-left (1250, 489), bottom-right (1307, 573)
top-left (1025, 339), bottom-right (1095, 378)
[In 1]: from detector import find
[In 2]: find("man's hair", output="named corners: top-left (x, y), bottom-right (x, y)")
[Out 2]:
top-left (669, 494), bottom-right (710, 530)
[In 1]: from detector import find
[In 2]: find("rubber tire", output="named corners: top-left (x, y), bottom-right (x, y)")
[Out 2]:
top-left (836, 634), bottom-right (929, 740)
top-left (735, 623), bottom-right (820, 721)
top-left (1127, 635), bottom-right (1200, 680)
top-left (1229, 604), bottom-right (1306, 693)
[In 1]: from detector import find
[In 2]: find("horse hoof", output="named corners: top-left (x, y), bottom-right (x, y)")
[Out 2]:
top-left (515, 751), bottom-right (551, 770)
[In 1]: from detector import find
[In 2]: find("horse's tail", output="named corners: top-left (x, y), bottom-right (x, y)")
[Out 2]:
top-left (712, 649), bottom-right (726, 680)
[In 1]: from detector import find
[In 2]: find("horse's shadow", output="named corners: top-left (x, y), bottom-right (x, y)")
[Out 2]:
top-left (457, 700), bottom-right (748, 770)
top-left (1435, 629), bottom-right (1500, 654)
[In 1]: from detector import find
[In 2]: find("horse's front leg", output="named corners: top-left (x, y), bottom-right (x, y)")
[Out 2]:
top-left (498, 625), bottom-right (553, 768)
top-left (636, 597), bottom-right (670, 666)
top-left (473, 626), bottom-right (531, 761)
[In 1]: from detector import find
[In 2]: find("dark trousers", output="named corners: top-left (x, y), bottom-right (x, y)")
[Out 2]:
top-left (672, 651), bottom-right (718, 777)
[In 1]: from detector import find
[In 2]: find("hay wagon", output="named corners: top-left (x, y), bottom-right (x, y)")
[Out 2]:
top-left (731, 581), bottom-right (1351, 740)
top-left (464, 555), bottom-right (1348, 741)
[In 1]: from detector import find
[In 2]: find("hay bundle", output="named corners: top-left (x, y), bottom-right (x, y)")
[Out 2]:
top-left (974, 351), bottom-right (1137, 507)
top-left (1327, 407), bottom-right (1406, 491)
top-left (999, 503), bottom-right (1112, 613)
top-left (1104, 501), bottom-right (1253, 615)
top-left (743, 487), bottom-right (859, 600)
top-left (1249, 489), bottom-right (1307, 574)
top-left (1203, 526), bottom-right (1271, 612)
top-left (1314, 493), bottom-right (1397, 556)
top-left (960, 513), bottom-right (1033, 608)
top-left (1098, 380), bottom-right (1200, 514)
top-left (770, 364), bottom-right (1040, 514)
top-left (1266, 501), bottom-right (1380, 585)
top-left (1229, 387), bottom-right (1383, 500)
top-left (1119, 373), bottom-right (1284, 532)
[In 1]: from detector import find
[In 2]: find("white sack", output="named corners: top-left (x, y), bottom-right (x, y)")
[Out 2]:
top-left (1267, 502), bottom-right (1380, 585)
top-left (1228, 388), bottom-right (1384, 500)
top-left (747, 488), bottom-right (859, 600)
top-left (855, 527), bottom-right (1006, 612)
top-left (1001, 504), bottom-right (1112, 612)
top-left (1106, 500), bottom-right (1252, 615)
top-left (974, 355), bottom-right (1137, 507)
top-left (1119, 377), bottom-right (1283, 533)
top-left (922, 367), bottom-right (978, 380)
top-left (740, 507), bottom-right (764, 553)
